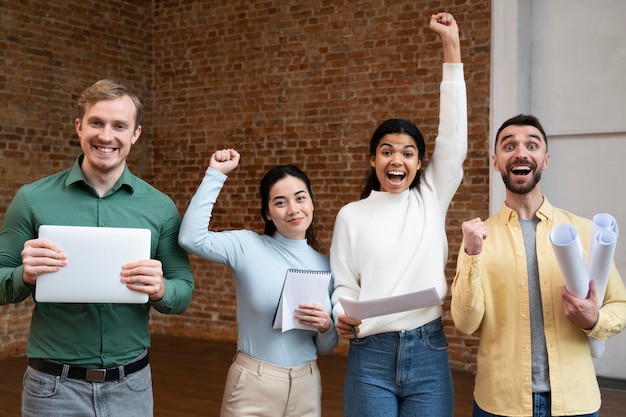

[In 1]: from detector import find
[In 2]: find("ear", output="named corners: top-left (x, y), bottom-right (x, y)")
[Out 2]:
top-left (542, 152), bottom-right (550, 170)
top-left (370, 155), bottom-right (376, 168)
top-left (75, 118), bottom-right (82, 137)
top-left (131, 125), bottom-right (142, 145)
top-left (492, 154), bottom-right (501, 172)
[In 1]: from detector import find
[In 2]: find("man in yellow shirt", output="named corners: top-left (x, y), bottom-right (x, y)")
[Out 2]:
top-left (451, 114), bottom-right (626, 417)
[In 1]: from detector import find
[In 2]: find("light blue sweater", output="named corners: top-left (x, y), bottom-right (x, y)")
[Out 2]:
top-left (179, 168), bottom-right (337, 367)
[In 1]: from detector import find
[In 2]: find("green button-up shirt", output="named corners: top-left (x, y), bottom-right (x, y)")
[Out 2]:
top-left (0, 156), bottom-right (193, 368)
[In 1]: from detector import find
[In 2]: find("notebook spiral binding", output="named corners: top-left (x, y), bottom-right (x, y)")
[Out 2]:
top-left (287, 268), bottom-right (331, 275)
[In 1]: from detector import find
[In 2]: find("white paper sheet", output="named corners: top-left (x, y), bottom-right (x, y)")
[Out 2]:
top-left (338, 287), bottom-right (442, 321)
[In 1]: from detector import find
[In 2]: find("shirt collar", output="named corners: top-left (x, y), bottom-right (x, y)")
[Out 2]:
top-left (64, 155), bottom-right (136, 195)
top-left (498, 197), bottom-right (555, 224)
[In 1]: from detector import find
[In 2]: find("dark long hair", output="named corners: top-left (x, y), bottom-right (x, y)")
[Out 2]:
top-left (361, 118), bottom-right (426, 199)
top-left (259, 164), bottom-right (320, 251)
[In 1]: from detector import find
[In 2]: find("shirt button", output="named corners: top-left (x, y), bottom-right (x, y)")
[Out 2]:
top-left (518, 252), bottom-right (524, 257)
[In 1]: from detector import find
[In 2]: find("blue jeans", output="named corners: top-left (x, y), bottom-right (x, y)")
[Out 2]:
top-left (22, 363), bottom-right (153, 417)
top-left (342, 317), bottom-right (453, 417)
top-left (472, 394), bottom-right (600, 417)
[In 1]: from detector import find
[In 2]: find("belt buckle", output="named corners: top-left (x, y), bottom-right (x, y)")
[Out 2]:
top-left (85, 368), bottom-right (107, 382)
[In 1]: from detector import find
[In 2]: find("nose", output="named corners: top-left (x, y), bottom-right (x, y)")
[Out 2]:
top-left (390, 153), bottom-right (403, 164)
top-left (512, 147), bottom-right (529, 159)
top-left (286, 201), bottom-right (300, 215)
top-left (99, 125), bottom-right (114, 141)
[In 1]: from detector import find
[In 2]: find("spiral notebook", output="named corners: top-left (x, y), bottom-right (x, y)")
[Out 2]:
top-left (272, 268), bottom-right (332, 332)
top-left (35, 225), bottom-right (151, 304)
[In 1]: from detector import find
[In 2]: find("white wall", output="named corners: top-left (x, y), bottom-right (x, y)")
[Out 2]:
top-left (491, 0), bottom-right (626, 379)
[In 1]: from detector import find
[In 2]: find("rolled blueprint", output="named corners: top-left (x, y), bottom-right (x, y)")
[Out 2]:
top-left (550, 224), bottom-right (589, 299)
top-left (586, 213), bottom-right (619, 357)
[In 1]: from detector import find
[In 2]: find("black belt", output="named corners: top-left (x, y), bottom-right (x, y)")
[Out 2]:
top-left (28, 352), bottom-right (149, 382)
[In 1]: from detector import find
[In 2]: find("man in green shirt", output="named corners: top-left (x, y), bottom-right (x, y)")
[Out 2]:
top-left (0, 79), bottom-right (194, 417)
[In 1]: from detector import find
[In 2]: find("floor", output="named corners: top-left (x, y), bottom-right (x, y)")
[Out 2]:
top-left (1, 334), bottom-right (625, 416)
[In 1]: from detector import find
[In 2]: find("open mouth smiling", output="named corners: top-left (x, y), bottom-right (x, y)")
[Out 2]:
top-left (511, 164), bottom-right (531, 175)
top-left (387, 170), bottom-right (406, 183)
top-left (95, 146), bottom-right (116, 153)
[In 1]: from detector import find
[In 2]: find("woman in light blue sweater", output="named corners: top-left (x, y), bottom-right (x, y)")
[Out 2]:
top-left (178, 149), bottom-right (337, 417)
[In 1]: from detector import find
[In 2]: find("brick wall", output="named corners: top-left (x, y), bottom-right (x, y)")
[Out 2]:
top-left (0, 0), bottom-right (491, 372)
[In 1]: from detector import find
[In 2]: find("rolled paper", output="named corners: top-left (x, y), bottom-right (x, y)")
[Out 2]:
top-left (549, 223), bottom-right (598, 356)
top-left (588, 213), bottom-right (618, 263)
top-left (588, 228), bottom-right (618, 304)
top-left (586, 214), bottom-right (619, 358)
top-left (588, 335), bottom-right (606, 358)
top-left (550, 224), bottom-right (590, 299)
top-left (551, 214), bottom-right (619, 359)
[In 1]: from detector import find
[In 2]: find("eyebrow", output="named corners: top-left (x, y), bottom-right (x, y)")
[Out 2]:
top-left (500, 133), bottom-right (543, 142)
top-left (271, 190), bottom-right (308, 202)
top-left (86, 116), bottom-right (131, 126)
top-left (379, 142), bottom-right (417, 149)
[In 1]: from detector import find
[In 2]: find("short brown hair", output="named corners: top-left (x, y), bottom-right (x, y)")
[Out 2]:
top-left (76, 79), bottom-right (143, 130)
top-left (495, 114), bottom-right (547, 153)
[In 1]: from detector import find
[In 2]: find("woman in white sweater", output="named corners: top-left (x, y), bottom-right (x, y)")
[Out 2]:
top-left (330, 12), bottom-right (467, 417)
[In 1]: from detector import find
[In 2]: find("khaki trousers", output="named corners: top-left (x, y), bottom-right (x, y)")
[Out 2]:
top-left (220, 352), bottom-right (322, 417)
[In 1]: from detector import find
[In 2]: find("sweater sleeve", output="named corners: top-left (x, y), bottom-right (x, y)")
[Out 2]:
top-left (178, 167), bottom-right (239, 266)
top-left (423, 63), bottom-right (468, 215)
top-left (315, 322), bottom-right (339, 354)
top-left (330, 206), bottom-right (361, 320)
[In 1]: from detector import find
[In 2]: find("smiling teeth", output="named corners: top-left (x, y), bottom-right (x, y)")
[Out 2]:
top-left (98, 147), bottom-right (115, 153)
top-left (389, 171), bottom-right (404, 176)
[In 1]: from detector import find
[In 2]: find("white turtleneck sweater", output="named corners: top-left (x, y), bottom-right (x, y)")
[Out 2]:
top-left (330, 63), bottom-right (467, 337)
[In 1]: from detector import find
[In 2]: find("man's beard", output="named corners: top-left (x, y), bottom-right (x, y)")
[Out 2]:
top-left (501, 171), bottom-right (542, 195)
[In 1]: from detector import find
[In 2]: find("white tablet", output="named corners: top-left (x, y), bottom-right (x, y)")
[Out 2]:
top-left (35, 225), bottom-right (151, 303)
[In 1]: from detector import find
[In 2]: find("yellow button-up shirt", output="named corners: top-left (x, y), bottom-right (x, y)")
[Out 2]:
top-left (451, 198), bottom-right (626, 416)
